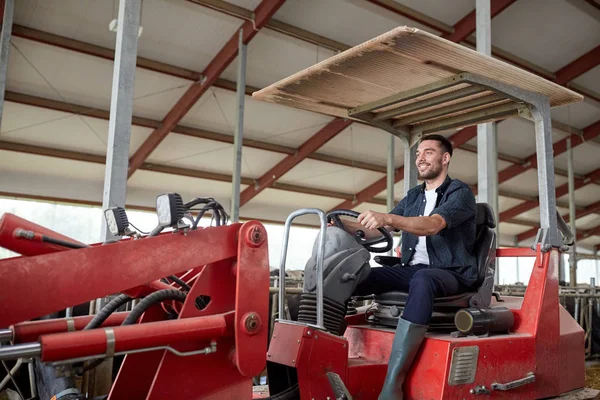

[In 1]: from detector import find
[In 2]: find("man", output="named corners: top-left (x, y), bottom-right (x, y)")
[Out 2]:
top-left (344, 134), bottom-right (477, 400)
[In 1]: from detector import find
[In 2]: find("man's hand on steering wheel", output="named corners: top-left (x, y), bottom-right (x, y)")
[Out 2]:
top-left (326, 210), bottom-right (393, 253)
top-left (357, 210), bottom-right (392, 231)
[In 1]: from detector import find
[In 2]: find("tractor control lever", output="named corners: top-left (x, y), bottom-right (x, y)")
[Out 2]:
top-left (327, 372), bottom-right (353, 400)
top-left (491, 372), bottom-right (535, 391)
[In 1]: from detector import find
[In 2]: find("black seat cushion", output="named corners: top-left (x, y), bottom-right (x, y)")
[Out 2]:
top-left (374, 290), bottom-right (474, 309)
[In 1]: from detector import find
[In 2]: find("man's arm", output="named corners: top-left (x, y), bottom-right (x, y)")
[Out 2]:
top-left (357, 186), bottom-right (476, 236)
top-left (338, 195), bottom-right (409, 239)
top-left (336, 218), bottom-right (394, 239)
top-left (358, 212), bottom-right (446, 236)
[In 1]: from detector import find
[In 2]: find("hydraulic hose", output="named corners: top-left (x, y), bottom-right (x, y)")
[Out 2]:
top-left (81, 290), bottom-right (186, 373)
top-left (122, 289), bottom-right (187, 326)
top-left (84, 294), bottom-right (133, 331)
top-left (165, 275), bottom-right (191, 292)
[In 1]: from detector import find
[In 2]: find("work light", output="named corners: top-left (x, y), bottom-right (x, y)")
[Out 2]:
top-left (156, 193), bottom-right (185, 227)
top-left (104, 207), bottom-right (130, 236)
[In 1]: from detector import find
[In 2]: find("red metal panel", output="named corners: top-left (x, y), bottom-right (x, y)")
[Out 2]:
top-left (146, 260), bottom-right (247, 400)
top-left (108, 306), bottom-right (168, 400)
top-left (441, 0), bottom-right (519, 43)
top-left (555, 44), bottom-right (600, 85)
top-left (0, 213), bottom-right (86, 256)
top-left (342, 246), bottom-right (582, 399)
top-left (234, 222), bottom-right (270, 376)
top-left (127, 0), bottom-right (286, 177)
top-left (239, 118), bottom-right (352, 206)
top-left (40, 315), bottom-right (228, 361)
top-left (302, 329), bottom-right (348, 399)
top-left (331, 126), bottom-right (477, 210)
top-left (496, 247), bottom-right (537, 257)
top-left (146, 221), bottom-right (270, 399)
top-left (267, 322), bottom-right (304, 367)
top-left (269, 322), bottom-right (348, 400)
top-left (559, 305), bottom-right (586, 394)
top-left (0, 223), bottom-right (240, 327)
top-left (516, 249), bottom-right (560, 397)
top-left (346, 360), bottom-right (387, 400)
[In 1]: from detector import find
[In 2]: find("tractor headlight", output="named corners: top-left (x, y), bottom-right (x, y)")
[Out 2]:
top-left (104, 207), bottom-right (129, 236)
top-left (156, 193), bottom-right (185, 227)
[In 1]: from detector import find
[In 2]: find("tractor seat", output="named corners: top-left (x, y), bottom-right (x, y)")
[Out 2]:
top-left (370, 203), bottom-right (497, 321)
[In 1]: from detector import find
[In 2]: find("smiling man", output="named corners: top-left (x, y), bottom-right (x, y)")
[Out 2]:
top-left (347, 134), bottom-right (477, 400)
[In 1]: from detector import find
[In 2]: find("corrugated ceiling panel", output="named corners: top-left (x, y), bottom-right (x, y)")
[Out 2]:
top-left (492, 0), bottom-right (600, 72)
top-left (551, 101), bottom-right (600, 130)
top-left (394, 0), bottom-right (474, 26)
top-left (1, 103), bottom-right (152, 156)
top-left (499, 222), bottom-right (531, 236)
top-left (221, 29), bottom-right (337, 91)
top-left (575, 214), bottom-right (600, 231)
top-left (557, 184), bottom-right (600, 208)
top-left (278, 159), bottom-right (385, 193)
top-left (498, 195), bottom-right (525, 213)
top-left (128, 170), bottom-right (245, 204)
top-left (488, 117), bottom-right (571, 160)
top-left (500, 169), bottom-right (569, 198)
top-left (554, 145), bottom-right (600, 177)
top-left (274, 0), bottom-right (439, 49)
top-left (147, 135), bottom-right (288, 180)
top-left (8, 37), bottom-right (193, 118)
top-left (180, 87), bottom-right (333, 147)
top-left (576, 236), bottom-right (600, 249)
top-left (14, 0), bottom-right (243, 73)
top-left (0, 150), bottom-right (105, 181)
top-left (319, 123), bottom-right (404, 167)
top-left (241, 188), bottom-right (341, 224)
top-left (515, 206), bottom-right (570, 223)
top-left (573, 66), bottom-right (600, 96)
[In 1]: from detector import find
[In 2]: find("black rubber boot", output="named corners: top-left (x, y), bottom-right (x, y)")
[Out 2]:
top-left (378, 317), bottom-right (428, 400)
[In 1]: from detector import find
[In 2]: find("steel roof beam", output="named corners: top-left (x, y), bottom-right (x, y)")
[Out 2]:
top-left (555, 44), bottom-right (600, 85)
top-left (498, 119), bottom-right (600, 184)
top-left (0, 140), bottom-right (391, 205)
top-left (127, 0), bottom-right (286, 177)
top-left (517, 199), bottom-right (600, 242)
top-left (238, 118), bottom-right (352, 206)
top-left (500, 166), bottom-right (600, 221)
top-left (12, 25), bottom-right (595, 135)
top-left (5, 91), bottom-right (387, 173)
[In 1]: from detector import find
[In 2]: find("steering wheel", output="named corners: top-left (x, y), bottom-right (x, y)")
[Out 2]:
top-left (326, 209), bottom-right (393, 253)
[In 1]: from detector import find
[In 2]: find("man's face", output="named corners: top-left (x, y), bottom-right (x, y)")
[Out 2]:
top-left (415, 140), bottom-right (449, 180)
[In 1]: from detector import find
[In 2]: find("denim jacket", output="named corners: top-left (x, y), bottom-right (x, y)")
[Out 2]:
top-left (390, 175), bottom-right (478, 287)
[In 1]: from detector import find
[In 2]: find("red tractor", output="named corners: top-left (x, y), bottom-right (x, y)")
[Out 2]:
top-left (0, 26), bottom-right (593, 400)
top-left (0, 199), bottom-right (592, 399)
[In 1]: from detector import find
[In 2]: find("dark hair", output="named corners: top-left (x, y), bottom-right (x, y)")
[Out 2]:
top-left (418, 134), bottom-right (453, 157)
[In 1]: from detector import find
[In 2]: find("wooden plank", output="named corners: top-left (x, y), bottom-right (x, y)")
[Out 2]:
top-left (253, 27), bottom-right (583, 118)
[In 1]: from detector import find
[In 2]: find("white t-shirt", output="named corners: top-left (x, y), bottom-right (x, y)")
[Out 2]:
top-left (410, 189), bottom-right (438, 266)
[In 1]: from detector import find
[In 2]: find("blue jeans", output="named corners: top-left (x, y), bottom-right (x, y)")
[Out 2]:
top-left (354, 264), bottom-right (467, 325)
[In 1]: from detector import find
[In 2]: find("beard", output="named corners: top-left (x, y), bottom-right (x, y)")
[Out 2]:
top-left (418, 162), bottom-right (443, 180)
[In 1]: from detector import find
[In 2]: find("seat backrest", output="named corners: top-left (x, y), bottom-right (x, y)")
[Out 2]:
top-left (469, 203), bottom-right (497, 308)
